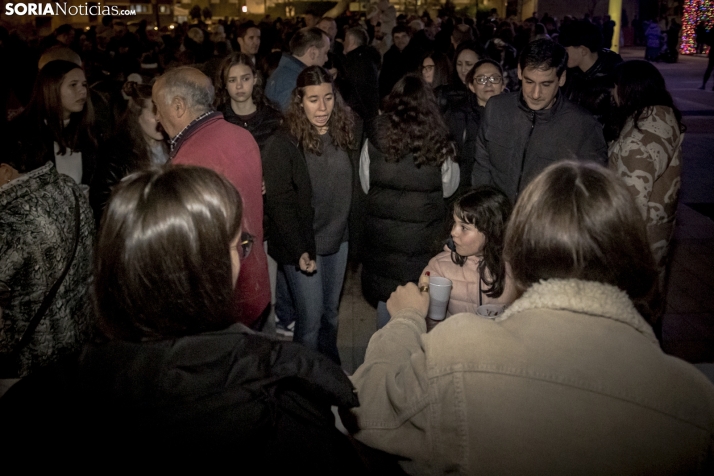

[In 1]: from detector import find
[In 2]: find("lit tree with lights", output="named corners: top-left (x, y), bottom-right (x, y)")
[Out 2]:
top-left (681, 0), bottom-right (714, 54)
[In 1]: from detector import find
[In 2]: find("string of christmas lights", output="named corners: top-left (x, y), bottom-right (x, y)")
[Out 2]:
top-left (680, 0), bottom-right (714, 54)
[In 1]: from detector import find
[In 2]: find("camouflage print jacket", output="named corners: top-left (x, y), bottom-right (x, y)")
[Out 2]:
top-left (0, 162), bottom-right (95, 377)
top-left (608, 105), bottom-right (683, 275)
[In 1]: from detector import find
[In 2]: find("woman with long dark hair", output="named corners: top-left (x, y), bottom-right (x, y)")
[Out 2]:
top-left (421, 51), bottom-right (451, 89)
top-left (0, 166), bottom-right (365, 471)
top-left (434, 41), bottom-right (485, 112)
top-left (214, 52), bottom-right (282, 150)
top-left (608, 60), bottom-right (685, 288)
top-left (4, 60), bottom-right (97, 186)
top-left (262, 66), bottom-right (354, 363)
top-left (359, 74), bottom-right (457, 327)
top-left (89, 81), bottom-right (168, 226)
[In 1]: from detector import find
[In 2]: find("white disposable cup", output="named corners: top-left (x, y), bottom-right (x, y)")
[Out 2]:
top-left (427, 277), bottom-right (452, 321)
top-left (475, 304), bottom-right (505, 319)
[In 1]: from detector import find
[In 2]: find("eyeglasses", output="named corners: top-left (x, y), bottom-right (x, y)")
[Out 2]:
top-left (474, 75), bottom-right (503, 85)
top-left (422, 64), bottom-right (435, 72)
top-left (238, 232), bottom-right (254, 260)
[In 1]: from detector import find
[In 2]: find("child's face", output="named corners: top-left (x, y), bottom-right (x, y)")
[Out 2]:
top-left (451, 214), bottom-right (486, 257)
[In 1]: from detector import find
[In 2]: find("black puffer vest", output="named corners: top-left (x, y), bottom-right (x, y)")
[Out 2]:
top-left (361, 117), bottom-right (448, 305)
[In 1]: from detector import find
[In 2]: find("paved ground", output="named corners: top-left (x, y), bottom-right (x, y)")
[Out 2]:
top-left (333, 47), bottom-right (714, 374)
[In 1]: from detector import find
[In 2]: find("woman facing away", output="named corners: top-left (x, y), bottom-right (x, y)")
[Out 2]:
top-left (214, 52), bottom-right (282, 150)
top-left (0, 166), bottom-right (365, 472)
top-left (348, 161), bottom-right (714, 475)
top-left (3, 60), bottom-right (97, 186)
top-left (359, 74), bottom-right (458, 329)
top-left (607, 59), bottom-right (684, 291)
top-left (89, 80), bottom-right (168, 226)
top-left (424, 186), bottom-right (517, 320)
top-left (262, 66), bottom-right (355, 364)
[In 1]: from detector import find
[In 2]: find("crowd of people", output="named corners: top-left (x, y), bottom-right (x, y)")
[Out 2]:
top-left (1, 5), bottom-right (712, 472)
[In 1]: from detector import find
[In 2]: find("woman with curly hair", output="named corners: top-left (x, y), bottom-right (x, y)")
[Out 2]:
top-left (359, 74), bottom-right (458, 327)
top-left (262, 66), bottom-right (354, 363)
top-left (214, 52), bottom-right (282, 150)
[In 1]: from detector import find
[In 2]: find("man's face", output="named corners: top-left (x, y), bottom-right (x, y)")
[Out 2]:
top-left (318, 19), bottom-right (337, 42)
top-left (238, 27), bottom-right (261, 56)
top-left (564, 45), bottom-right (585, 69)
top-left (152, 81), bottom-right (179, 138)
top-left (311, 34), bottom-right (330, 66)
top-left (518, 66), bottom-right (566, 111)
top-left (393, 32), bottom-right (410, 51)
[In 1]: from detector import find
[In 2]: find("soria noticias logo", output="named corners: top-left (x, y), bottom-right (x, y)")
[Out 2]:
top-left (4, 3), bottom-right (137, 16)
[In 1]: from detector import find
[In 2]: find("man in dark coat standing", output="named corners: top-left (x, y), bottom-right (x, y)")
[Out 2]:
top-left (379, 25), bottom-right (420, 98)
top-left (341, 27), bottom-right (380, 122)
top-left (472, 40), bottom-right (607, 203)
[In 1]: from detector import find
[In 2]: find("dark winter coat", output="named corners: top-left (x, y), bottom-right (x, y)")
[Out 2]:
top-left (361, 116), bottom-right (448, 305)
top-left (444, 91), bottom-right (483, 195)
top-left (341, 45), bottom-right (381, 122)
top-left (563, 48), bottom-right (623, 126)
top-left (221, 102), bottom-right (283, 150)
top-left (472, 91), bottom-right (608, 203)
top-left (0, 324), bottom-right (366, 472)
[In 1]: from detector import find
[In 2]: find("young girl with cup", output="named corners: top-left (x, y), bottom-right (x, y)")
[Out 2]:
top-left (423, 186), bottom-right (518, 320)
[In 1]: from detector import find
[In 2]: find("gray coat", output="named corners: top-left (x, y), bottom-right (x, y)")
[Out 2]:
top-left (0, 162), bottom-right (94, 377)
top-left (471, 91), bottom-right (607, 202)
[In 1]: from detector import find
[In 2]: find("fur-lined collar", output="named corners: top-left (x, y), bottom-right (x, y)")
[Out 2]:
top-left (497, 279), bottom-right (658, 345)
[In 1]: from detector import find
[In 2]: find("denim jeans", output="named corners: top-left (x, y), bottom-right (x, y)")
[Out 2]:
top-left (283, 242), bottom-right (348, 364)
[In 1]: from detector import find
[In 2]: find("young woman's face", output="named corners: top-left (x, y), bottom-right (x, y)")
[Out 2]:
top-left (469, 63), bottom-right (505, 107)
top-left (60, 68), bottom-right (88, 119)
top-left (422, 57), bottom-right (435, 85)
top-left (138, 99), bottom-right (164, 142)
top-left (456, 49), bottom-right (479, 84)
top-left (451, 213), bottom-right (486, 257)
top-left (301, 82), bottom-right (334, 133)
top-left (226, 63), bottom-right (256, 105)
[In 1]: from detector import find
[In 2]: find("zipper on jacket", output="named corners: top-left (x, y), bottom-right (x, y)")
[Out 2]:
top-left (515, 111), bottom-right (537, 200)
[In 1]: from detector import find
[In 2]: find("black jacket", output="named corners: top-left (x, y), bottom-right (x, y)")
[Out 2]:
top-left (563, 49), bottom-right (623, 126)
top-left (379, 44), bottom-right (421, 98)
top-left (0, 324), bottom-right (365, 472)
top-left (4, 112), bottom-right (97, 185)
top-left (472, 91), bottom-right (608, 203)
top-left (361, 116), bottom-right (448, 305)
top-left (341, 45), bottom-right (381, 122)
top-left (444, 91), bottom-right (483, 195)
top-left (221, 103), bottom-right (283, 150)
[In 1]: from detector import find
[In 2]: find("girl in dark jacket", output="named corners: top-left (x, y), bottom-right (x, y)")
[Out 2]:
top-left (4, 60), bottom-right (97, 186)
top-left (359, 74), bottom-right (457, 328)
top-left (214, 52), bottom-right (282, 150)
top-left (89, 81), bottom-right (168, 226)
top-left (262, 66), bottom-right (355, 363)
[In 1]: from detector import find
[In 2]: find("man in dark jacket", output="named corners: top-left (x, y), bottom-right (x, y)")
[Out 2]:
top-left (560, 20), bottom-right (622, 127)
top-left (379, 25), bottom-right (421, 98)
top-left (341, 27), bottom-right (380, 122)
top-left (471, 39), bottom-right (607, 203)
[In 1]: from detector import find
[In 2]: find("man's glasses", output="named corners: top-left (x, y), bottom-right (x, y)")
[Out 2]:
top-left (474, 75), bottom-right (503, 85)
top-left (238, 232), bottom-right (254, 260)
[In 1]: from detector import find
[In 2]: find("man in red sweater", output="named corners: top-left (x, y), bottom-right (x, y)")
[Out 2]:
top-left (152, 66), bottom-right (270, 327)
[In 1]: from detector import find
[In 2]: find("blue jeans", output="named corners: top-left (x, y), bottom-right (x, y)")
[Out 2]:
top-left (283, 242), bottom-right (348, 364)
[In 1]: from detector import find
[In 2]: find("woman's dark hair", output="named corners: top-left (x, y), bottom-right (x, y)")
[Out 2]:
top-left (94, 166), bottom-right (243, 341)
top-left (21, 60), bottom-right (95, 165)
top-left (465, 58), bottom-right (504, 86)
top-left (285, 66), bottom-right (354, 154)
top-left (452, 186), bottom-right (512, 298)
top-left (423, 51), bottom-right (452, 89)
top-left (504, 161), bottom-right (660, 323)
top-left (611, 59), bottom-right (685, 137)
top-left (380, 74), bottom-right (456, 167)
top-left (117, 81), bottom-right (166, 169)
top-left (214, 52), bottom-right (277, 110)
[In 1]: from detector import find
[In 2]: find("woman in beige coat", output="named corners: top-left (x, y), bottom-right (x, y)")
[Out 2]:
top-left (349, 162), bottom-right (714, 475)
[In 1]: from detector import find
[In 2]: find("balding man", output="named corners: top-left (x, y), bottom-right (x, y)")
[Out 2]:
top-left (265, 27), bottom-right (329, 111)
top-left (152, 66), bottom-right (270, 328)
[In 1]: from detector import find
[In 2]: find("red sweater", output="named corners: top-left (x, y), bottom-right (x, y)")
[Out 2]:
top-left (172, 113), bottom-right (269, 325)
